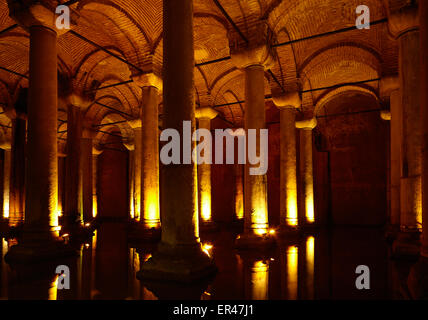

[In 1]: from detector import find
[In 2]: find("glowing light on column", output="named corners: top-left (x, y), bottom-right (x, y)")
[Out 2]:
top-left (286, 246), bottom-right (298, 300)
top-left (306, 195), bottom-right (315, 223)
top-left (200, 191), bottom-right (211, 222)
top-left (49, 275), bottom-right (58, 300)
top-left (92, 195), bottom-right (97, 218)
top-left (251, 260), bottom-right (269, 300)
top-left (287, 190), bottom-right (298, 226)
top-left (306, 236), bottom-right (315, 299)
top-left (144, 191), bottom-right (160, 228)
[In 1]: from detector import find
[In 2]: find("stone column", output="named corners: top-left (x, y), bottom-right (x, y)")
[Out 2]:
top-left (133, 74), bottom-right (162, 229)
top-left (2, 148), bottom-right (11, 220)
top-left (195, 107), bottom-right (218, 224)
top-left (272, 93), bottom-right (301, 230)
top-left (138, 0), bottom-right (216, 282)
top-left (9, 117), bottom-right (26, 227)
top-left (420, 0), bottom-right (428, 260)
top-left (380, 76), bottom-right (401, 235)
top-left (296, 118), bottom-right (317, 225)
top-left (64, 104), bottom-right (82, 230)
top-left (407, 2), bottom-right (428, 297)
top-left (81, 128), bottom-right (95, 224)
top-left (128, 120), bottom-right (142, 222)
top-left (92, 147), bottom-right (102, 219)
top-left (235, 163), bottom-right (244, 220)
top-left (123, 142), bottom-right (135, 220)
top-left (229, 22), bottom-right (276, 246)
top-left (386, 2), bottom-right (421, 256)
top-left (5, 3), bottom-right (76, 262)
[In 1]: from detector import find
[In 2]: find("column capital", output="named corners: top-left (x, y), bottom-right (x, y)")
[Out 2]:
top-left (195, 107), bottom-right (218, 120)
top-left (272, 92), bottom-right (301, 110)
top-left (380, 75), bottom-right (399, 98)
top-left (7, 0), bottom-right (80, 34)
top-left (132, 72), bottom-right (163, 92)
top-left (229, 21), bottom-right (276, 70)
top-left (296, 118), bottom-right (317, 130)
top-left (60, 92), bottom-right (92, 110)
top-left (384, 0), bottom-right (419, 38)
top-left (128, 119), bottom-right (142, 129)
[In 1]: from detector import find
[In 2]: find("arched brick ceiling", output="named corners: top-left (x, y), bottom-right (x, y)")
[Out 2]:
top-left (0, 0), bottom-right (398, 139)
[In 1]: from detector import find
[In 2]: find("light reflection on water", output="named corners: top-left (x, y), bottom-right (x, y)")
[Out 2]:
top-left (0, 225), bottom-right (398, 300)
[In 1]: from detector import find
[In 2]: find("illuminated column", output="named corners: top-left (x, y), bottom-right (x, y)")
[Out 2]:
top-left (407, 1), bottom-right (428, 299)
top-left (9, 117), bottom-right (26, 226)
top-left (272, 93), bottom-right (301, 229)
top-left (64, 104), bottom-right (82, 230)
top-left (138, 0), bottom-right (216, 282)
top-left (132, 74), bottom-right (162, 229)
top-left (386, 2), bottom-right (421, 255)
top-left (2, 148), bottom-right (11, 220)
top-left (235, 163), bottom-right (244, 220)
top-left (5, 3), bottom-right (76, 262)
top-left (81, 128), bottom-right (95, 224)
top-left (296, 118), bottom-right (317, 225)
top-left (92, 147), bottom-right (102, 218)
top-left (229, 22), bottom-right (275, 243)
top-left (123, 142), bottom-right (135, 220)
top-left (195, 107), bottom-right (218, 224)
top-left (380, 76), bottom-right (401, 233)
top-left (420, 0), bottom-right (428, 259)
top-left (128, 120), bottom-right (142, 222)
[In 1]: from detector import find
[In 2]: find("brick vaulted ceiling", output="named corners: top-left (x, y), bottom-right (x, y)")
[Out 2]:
top-left (0, 0), bottom-right (397, 146)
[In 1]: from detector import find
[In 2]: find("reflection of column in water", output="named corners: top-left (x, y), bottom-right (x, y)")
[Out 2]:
top-left (306, 236), bottom-right (315, 299)
top-left (90, 230), bottom-right (97, 298)
top-left (286, 246), bottom-right (298, 300)
top-left (128, 248), bottom-right (141, 299)
top-left (251, 260), bottom-right (269, 300)
top-left (81, 241), bottom-right (93, 300)
top-left (1, 238), bottom-right (8, 298)
top-left (140, 253), bottom-right (157, 300)
top-left (48, 275), bottom-right (58, 300)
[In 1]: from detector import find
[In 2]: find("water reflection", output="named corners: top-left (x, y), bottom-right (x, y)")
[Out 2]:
top-left (0, 226), bottom-right (413, 299)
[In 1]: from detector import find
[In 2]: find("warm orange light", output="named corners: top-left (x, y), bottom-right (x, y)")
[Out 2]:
top-left (200, 192), bottom-right (211, 222)
top-left (92, 195), bottom-right (97, 218)
top-left (49, 275), bottom-right (58, 300)
top-left (306, 195), bottom-right (315, 223)
top-left (251, 260), bottom-right (269, 300)
top-left (287, 190), bottom-right (298, 226)
top-left (144, 191), bottom-right (160, 228)
top-left (269, 229), bottom-right (276, 235)
top-left (306, 236), bottom-right (315, 299)
top-left (202, 243), bottom-right (213, 257)
top-left (286, 246), bottom-right (298, 300)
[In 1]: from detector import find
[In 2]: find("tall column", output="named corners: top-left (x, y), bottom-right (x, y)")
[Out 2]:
top-left (235, 163), bottom-right (244, 220)
top-left (2, 148), bottom-right (11, 220)
top-left (420, 0), bottom-right (428, 260)
top-left (138, 0), bottom-right (216, 282)
top-left (64, 104), bottom-right (82, 230)
top-left (407, 2), bottom-right (428, 297)
top-left (132, 75), bottom-right (162, 229)
top-left (195, 107), bottom-right (218, 224)
top-left (5, 4), bottom-right (75, 262)
top-left (9, 117), bottom-right (26, 227)
top-left (380, 76), bottom-right (401, 235)
top-left (229, 21), bottom-right (276, 246)
top-left (296, 118), bottom-right (317, 225)
top-left (386, 2), bottom-right (421, 256)
top-left (272, 93), bottom-right (301, 230)
top-left (123, 142), bottom-right (135, 220)
top-left (81, 128), bottom-right (94, 224)
top-left (129, 120), bottom-right (142, 222)
top-left (92, 147), bottom-right (102, 219)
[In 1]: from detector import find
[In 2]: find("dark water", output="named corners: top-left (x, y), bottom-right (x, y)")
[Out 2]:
top-left (0, 223), bottom-right (412, 300)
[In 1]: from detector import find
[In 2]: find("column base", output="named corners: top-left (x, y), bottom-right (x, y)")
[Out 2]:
top-left (199, 220), bottom-right (219, 233)
top-left (137, 242), bottom-right (217, 283)
top-left (128, 221), bottom-right (161, 243)
top-left (235, 232), bottom-right (276, 250)
top-left (392, 230), bottom-right (421, 259)
top-left (278, 224), bottom-right (300, 238)
top-left (385, 224), bottom-right (400, 242)
top-left (407, 256), bottom-right (428, 299)
top-left (5, 239), bottom-right (77, 264)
